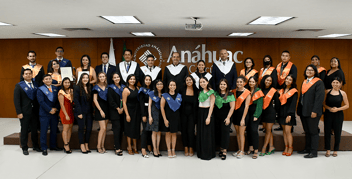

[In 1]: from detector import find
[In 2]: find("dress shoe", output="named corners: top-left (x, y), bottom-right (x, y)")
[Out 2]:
top-left (42, 150), bottom-right (48, 156)
top-left (50, 147), bottom-right (63, 151)
top-left (23, 150), bottom-right (29, 155)
top-left (304, 153), bottom-right (317, 158)
top-left (33, 148), bottom-right (43, 152)
top-left (297, 149), bottom-right (310, 154)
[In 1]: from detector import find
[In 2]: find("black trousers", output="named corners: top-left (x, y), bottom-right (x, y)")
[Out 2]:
top-left (111, 119), bottom-right (122, 150)
top-left (215, 118), bottom-right (232, 150)
top-left (76, 113), bottom-right (93, 144)
top-left (324, 115), bottom-right (343, 151)
top-left (141, 121), bottom-right (152, 149)
top-left (20, 114), bottom-right (40, 150)
top-left (181, 113), bottom-right (196, 148)
top-left (247, 117), bottom-right (261, 150)
top-left (301, 116), bottom-right (320, 155)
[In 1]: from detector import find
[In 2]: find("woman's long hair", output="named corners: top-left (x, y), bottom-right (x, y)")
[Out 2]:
top-left (260, 75), bottom-right (274, 90)
top-left (248, 76), bottom-right (258, 96)
top-left (61, 77), bottom-right (72, 92)
top-left (282, 74), bottom-right (297, 90)
top-left (142, 75), bottom-right (152, 89)
top-left (48, 59), bottom-right (61, 74)
top-left (217, 78), bottom-right (230, 99)
top-left (77, 73), bottom-right (91, 100)
top-left (96, 71), bottom-right (108, 87)
top-left (199, 77), bottom-right (211, 91)
top-left (126, 74), bottom-right (137, 88)
top-left (153, 79), bottom-right (164, 97)
top-left (80, 55), bottom-right (91, 69)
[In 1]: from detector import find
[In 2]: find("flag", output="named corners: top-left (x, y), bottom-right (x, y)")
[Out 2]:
top-left (108, 38), bottom-right (116, 66)
top-left (122, 41), bottom-right (126, 61)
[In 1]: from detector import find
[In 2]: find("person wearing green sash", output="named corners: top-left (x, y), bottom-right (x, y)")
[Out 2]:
top-left (214, 79), bottom-right (236, 160)
top-left (197, 77), bottom-right (216, 160)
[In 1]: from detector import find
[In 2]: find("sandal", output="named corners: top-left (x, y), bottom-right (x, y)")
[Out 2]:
top-left (127, 148), bottom-right (134, 155)
top-left (142, 154), bottom-right (149, 158)
top-left (259, 152), bottom-right (265, 156)
top-left (286, 147), bottom-right (293, 156)
top-left (232, 150), bottom-right (240, 157)
top-left (168, 150), bottom-right (173, 158)
top-left (172, 149), bottom-right (176, 158)
top-left (245, 150), bottom-right (254, 155)
top-left (96, 148), bottom-right (104, 154)
top-left (332, 152), bottom-right (337, 157)
top-left (221, 153), bottom-right (227, 160)
top-left (252, 152), bottom-right (258, 159)
top-left (133, 148), bottom-right (139, 154)
top-left (236, 151), bottom-right (244, 159)
top-left (325, 153), bottom-right (331, 157)
top-left (282, 145), bottom-right (288, 155)
top-left (266, 147), bottom-right (276, 155)
top-left (115, 150), bottom-right (123, 156)
top-left (189, 148), bottom-right (194, 157)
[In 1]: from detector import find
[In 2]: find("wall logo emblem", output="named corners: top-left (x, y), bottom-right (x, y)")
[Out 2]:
top-left (134, 44), bottom-right (163, 67)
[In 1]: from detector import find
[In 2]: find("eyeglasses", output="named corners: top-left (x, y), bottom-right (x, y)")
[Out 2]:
top-left (57, 50), bottom-right (63, 53)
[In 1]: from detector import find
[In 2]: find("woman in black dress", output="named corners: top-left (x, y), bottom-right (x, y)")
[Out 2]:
top-left (239, 57), bottom-right (258, 88)
top-left (325, 57), bottom-right (346, 90)
top-left (190, 60), bottom-right (212, 89)
top-left (260, 75), bottom-right (280, 156)
top-left (180, 75), bottom-right (198, 156)
top-left (197, 77), bottom-right (216, 160)
top-left (93, 72), bottom-right (109, 154)
top-left (146, 80), bottom-right (164, 157)
top-left (311, 55), bottom-right (326, 82)
top-left (278, 74), bottom-right (298, 156)
top-left (231, 76), bottom-right (251, 159)
top-left (107, 73), bottom-right (124, 156)
top-left (323, 77), bottom-right (349, 157)
top-left (214, 79), bottom-right (235, 160)
top-left (160, 80), bottom-right (182, 158)
top-left (139, 75), bottom-right (153, 158)
top-left (74, 73), bottom-right (93, 154)
top-left (122, 74), bottom-right (141, 155)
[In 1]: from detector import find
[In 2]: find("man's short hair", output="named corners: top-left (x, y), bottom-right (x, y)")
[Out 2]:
top-left (56, 47), bottom-right (64, 52)
top-left (146, 54), bottom-right (155, 60)
top-left (43, 74), bottom-right (52, 79)
top-left (282, 50), bottom-right (290, 54)
top-left (27, 51), bottom-right (36, 56)
top-left (124, 49), bottom-right (133, 55)
top-left (22, 69), bottom-right (33, 75)
top-left (101, 52), bottom-right (109, 59)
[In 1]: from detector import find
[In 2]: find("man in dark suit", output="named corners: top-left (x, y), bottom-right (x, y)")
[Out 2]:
top-left (163, 52), bottom-right (188, 92)
top-left (47, 47), bottom-right (72, 73)
top-left (116, 49), bottom-right (141, 85)
top-left (20, 51), bottom-right (45, 86)
top-left (212, 49), bottom-right (237, 91)
top-left (37, 74), bottom-right (61, 156)
top-left (95, 52), bottom-right (116, 85)
top-left (14, 69), bottom-right (42, 155)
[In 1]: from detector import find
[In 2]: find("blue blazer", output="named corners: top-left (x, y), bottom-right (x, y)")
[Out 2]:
top-left (95, 64), bottom-right (116, 85)
top-left (37, 85), bottom-right (60, 117)
top-left (47, 58), bottom-right (72, 73)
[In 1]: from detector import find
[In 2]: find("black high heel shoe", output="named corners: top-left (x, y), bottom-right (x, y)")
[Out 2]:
top-left (115, 150), bottom-right (123, 156)
top-left (80, 149), bottom-right (88, 154)
top-left (63, 144), bottom-right (72, 154)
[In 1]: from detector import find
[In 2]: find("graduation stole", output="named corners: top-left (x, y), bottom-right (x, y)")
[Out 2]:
top-left (23, 64), bottom-right (42, 80)
top-left (259, 67), bottom-right (275, 83)
top-left (93, 85), bottom-right (108, 101)
top-left (148, 91), bottom-right (161, 109)
top-left (49, 73), bottom-right (62, 84)
top-left (263, 88), bottom-right (276, 110)
top-left (318, 67), bottom-right (327, 74)
top-left (278, 88), bottom-right (298, 105)
top-left (231, 89), bottom-right (251, 110)
top-left (140, 66), bottom-right (161, 81)
top-left (162, 93), bottom-right (182, 112)
top-left (58, 89), bottom-right (73, 103)
top-left (198, 89), bottom-right (214, 102)
top-left (240, 69), bottom-right (258, 86)
top-left (108, 84), bottom-right (125, 97)
top-left (59, 59), bottom-right (68, 67)
top-left (214, 91), bottom-right (236, 109)
top-left (249, 88), bottom-right (264, 105)
top-left (276, 61), bottom-right (293, 86)
top-left (138, 87), bottom-right (151, 95)
top-left (191, 72), bottom-right (212, 89)
top-left (39, 85), bottom-right (57, 102)
top-left (301, 78), bottom-right (321, 94)
top-left (18, 81), bottom-right (37, 100)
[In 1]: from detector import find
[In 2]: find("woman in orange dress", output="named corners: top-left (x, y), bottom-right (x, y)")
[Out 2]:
top-left (58, 77), bottom-right (74, 154)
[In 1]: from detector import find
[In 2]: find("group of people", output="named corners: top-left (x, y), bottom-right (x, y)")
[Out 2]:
top-left (14, 47), bottom-right (349, 160)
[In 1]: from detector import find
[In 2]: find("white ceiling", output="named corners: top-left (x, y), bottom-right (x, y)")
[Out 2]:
top-left (1, 0), bottom-right (352, 39)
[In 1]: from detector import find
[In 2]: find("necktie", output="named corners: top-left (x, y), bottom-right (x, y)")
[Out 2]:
top-left (31, 65), bottom-right (35, 68)
top-left (49, 87), bottom-right (52, 93)
top-left (126, 63), bottom-right (130, 73)
top-left (104, 64), bottom-right (107, 74)
top-left (28, 83), bottom-right (33, 89)
top-left (149, 67), bottom-right (152, 72)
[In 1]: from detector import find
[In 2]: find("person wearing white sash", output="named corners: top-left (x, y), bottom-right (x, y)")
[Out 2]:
top-left (190, 60), bottom-right (212, 89)
top-left (140, 54), bottom-right (162, 88)
top-left (116, 49), bottom-right (141, 86)
top-left (163, 52), bottom-right (188, 92)
top-left (212, 49), bottom-right (237, 91)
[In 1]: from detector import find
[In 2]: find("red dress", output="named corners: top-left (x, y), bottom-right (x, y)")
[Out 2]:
top-left (59, 89), bottom-right (74, 124)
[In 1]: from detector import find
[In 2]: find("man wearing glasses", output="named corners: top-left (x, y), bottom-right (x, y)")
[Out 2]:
top-left (47, 47), bottom-right (72, 73)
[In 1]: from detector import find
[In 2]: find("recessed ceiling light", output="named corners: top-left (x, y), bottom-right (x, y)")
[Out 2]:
top-left (228, 32), bottom-right (254, 37)
top-left (100, 16), bottom-right (141, 24)
top-left (0, 22), bottom-right (13, 26)
top-left (248, 16), bottom-right (294, 25)
top-left (318, 34), bottom-right (351, 38)
top-left (131, 32), bottom-right (155, 36)
top-left (34, 33), bottom-right (66, 37)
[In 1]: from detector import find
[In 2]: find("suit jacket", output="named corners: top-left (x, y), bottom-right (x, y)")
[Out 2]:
top-left (73, 85), bottom-right (92, 116)
top-left (14, 81), bottom-right (39, 115)
top-left (95, 64), bottom-right (116, 85)
top-left (116, 61), bottom-right (141, 85)
top-left (212, 62), bottom-right (237, 91)
top-left (47, 58), bottom-right (72, 73)
top-left (297, 79), bottom-right (325, 117)
top-left (37, 85), bottom-right (60, 117)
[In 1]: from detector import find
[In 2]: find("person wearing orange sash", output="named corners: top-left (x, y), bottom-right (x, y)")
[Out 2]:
top-left (311, 55), bottom-right (326, 82)
top-left (76, 55), bottom-right (97, 84)
top-left (231, 76), bottom-right (251, 159)
top-left (20, 51), bottom-right (45, 86)
top-left (239, 57), bottom-right (258, 88)
top-left (48, 59), bottom-right (62, 87)
top-left (276, 50), bottom-right (297, 89)
top-left (58, 77), bottom-right (74, 154)
top-left (259, 55), bottom-right (277, 88)
top-left (245, 76), bottom-right (264, 159)
top-left (278, 74), bottom-right (298, 156)
top-left (260, 75), bottom-right (280, 156)
top-left (324, 57), bottom-right (346, 90)
top-left (297, 64), bottom-right (325, 158)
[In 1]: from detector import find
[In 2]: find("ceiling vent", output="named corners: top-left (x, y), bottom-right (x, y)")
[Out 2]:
top-left (296, 29), bottom-right (324, 32)
top-left (63, 28), bottom-right (91, 31)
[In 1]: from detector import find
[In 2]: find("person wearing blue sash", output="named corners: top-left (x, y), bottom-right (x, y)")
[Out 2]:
top-left (14, 69), bottom-right (42, 155)
top-left (197, 77), bottom-right (216, 160)
top-left (108, 72), bottom-right (125, 156)
top-left (146, 80), bottom-right (165, 157)
top-left (139, 75), bottom-right (153, 158)
top-left (161, 80), bottom-right (182, 158)
top-left (122, 74), bottom-right (141, 155)
top-left (47, 47), bottom-right (72, 73)
top-left (93, 72), bottom-right (110, 154)
top-left (37, 74), bottom-right (61, 156)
